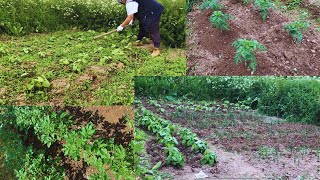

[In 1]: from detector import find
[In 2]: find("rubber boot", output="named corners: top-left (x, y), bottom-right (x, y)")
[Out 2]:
top-left (151, 48), bottom-right (161, 57)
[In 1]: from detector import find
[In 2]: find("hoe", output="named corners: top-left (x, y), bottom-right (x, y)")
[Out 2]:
top-left (93, 29), bottom-right (117, 40)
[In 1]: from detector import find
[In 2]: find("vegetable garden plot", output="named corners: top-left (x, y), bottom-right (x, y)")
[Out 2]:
top-left (0, 30), bottom-right (185, 106)
top-left (0, 106), bottom-right (136, 179)
top-left (134, 101), bottom-right (218, 180)
top-left (136, 97), bottom-right (320, 179)
top-left (187, 0), bottom-right (320, 75)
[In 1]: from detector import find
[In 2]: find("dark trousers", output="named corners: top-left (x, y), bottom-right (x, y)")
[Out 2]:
top-left (137, 15), bottom-right (161, 48)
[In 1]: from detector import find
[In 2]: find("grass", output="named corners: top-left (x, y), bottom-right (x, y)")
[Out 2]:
top-left (0, 30), bottom-right (186, 106)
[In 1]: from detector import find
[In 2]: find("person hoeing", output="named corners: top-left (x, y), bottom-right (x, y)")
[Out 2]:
top-left (118, 0), bottom-right (164, 57)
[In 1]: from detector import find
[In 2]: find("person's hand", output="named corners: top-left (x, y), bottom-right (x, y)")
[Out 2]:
top-left (117, 25), bottom-right (124, 32)
top-left (129, 20), bottom-right (134, 26)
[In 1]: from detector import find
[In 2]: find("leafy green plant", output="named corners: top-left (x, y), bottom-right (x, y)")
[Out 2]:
top-left (164, 145), bottom-right (185, 167)
top-left (254, 0), bottom-right (274, 20)
top-left (284, 20), bottom-right (310, 44)
top-left (179, 128), bottom-right (197, 146)
top-left (26, 75), bottom-right (51, 91)
top-left (210, 11), bottom-right (232, 31)
top-left (191, 139), bottom-right (208, 153)
top-left (201, 150), bottom-right (217, 166)
top-left (231, 39), bottom-right (267, 73)
top-left (0, 45), bottom-right (8, 57)
top-left (15, 151), bottom-right (64, 179)
top-left (201, 0), bottom-right (224, 10)
top-left (159, 135), bottom-right (179, 146)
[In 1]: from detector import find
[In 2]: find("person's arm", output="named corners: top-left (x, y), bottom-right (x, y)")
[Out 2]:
top-left (120, 14), bottom-right (134, 27)
top-left (117, 2), bottom-right (138, 31)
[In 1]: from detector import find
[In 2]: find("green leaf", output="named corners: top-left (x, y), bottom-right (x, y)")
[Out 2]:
top-left (152, 161), bottom-right (162, 171)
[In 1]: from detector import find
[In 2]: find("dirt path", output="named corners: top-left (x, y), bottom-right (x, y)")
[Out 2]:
top-left (187, 0), bottom-right (320, 76)
top-left (163, 144), bottom-right (320, 179)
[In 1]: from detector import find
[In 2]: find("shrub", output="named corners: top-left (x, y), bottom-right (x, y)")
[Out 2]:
top-left (259, 78), bottom-right (320, 124)
top-left (158, 0), bottom-right (186, 47)
top-left (187, 0), bottom-right (201, 12)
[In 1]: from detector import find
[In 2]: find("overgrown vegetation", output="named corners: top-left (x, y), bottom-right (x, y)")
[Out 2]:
top-left (0, 29), bottom-right (185, 106)
top-left (0, 0), bottom-right (186, 48)
top-left (0, 106), bottom-right (137, 179)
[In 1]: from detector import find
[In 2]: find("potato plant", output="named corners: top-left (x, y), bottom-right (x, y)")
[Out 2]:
top-left (253, 0), bottom-right (274, 20)
top-left (284, 20), bottom-right (310, 44)
top-left (210, 11), bottom-right (232, 31)
top-left (232, 39), bottom-right (267, 73)
top-left (0, 106), bottom-right (136, 179)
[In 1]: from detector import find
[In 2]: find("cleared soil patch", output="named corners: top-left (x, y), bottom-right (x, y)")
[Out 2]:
top-left (140, 98), bottom-right (320, 179)
top-left (187, 0), bottom-right (320, 75)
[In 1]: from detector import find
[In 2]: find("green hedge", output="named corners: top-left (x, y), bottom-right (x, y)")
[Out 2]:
top-left (135, 76), bottom-right (320, 124)
top-left (0, 0), bottom-right (185, 47)
top-left (259, 78), bottom-right (320, 124)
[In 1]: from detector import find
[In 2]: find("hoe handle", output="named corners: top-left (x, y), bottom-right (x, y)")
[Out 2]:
top-left (94, 29), bottom-right (117, 40)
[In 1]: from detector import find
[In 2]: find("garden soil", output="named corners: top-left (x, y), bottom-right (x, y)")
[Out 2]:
top-left (141, 99), bottom-right (320, 179)
top-left (187, 0), bottom-right (320, 75)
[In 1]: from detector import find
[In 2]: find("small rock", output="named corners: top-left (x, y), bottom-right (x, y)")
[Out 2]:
top-left (283, 51), bottom-right (294, 60)
top-left (194, 170), bottom-right (209, 179)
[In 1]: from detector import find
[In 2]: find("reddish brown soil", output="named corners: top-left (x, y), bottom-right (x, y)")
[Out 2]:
top-left (139, 98), bottom-right (320, 179)
top-left (187, 0), bottom-right (320, 75)
top-left (287, 0), bottom-right (320, 19)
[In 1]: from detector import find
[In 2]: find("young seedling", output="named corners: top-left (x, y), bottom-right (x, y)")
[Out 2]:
top-left (254, 0), bottom-right (274, 20)
top-left (284, 20), bottom-right (310, 44)
top-left (26, 75), bottom-right (51, 91)
top-left (231, 39), bottom-right (267, 73)
top-left (210, 11), bottom-right (232, 31)
top-left (201, 0), bottom-right (224, 10)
